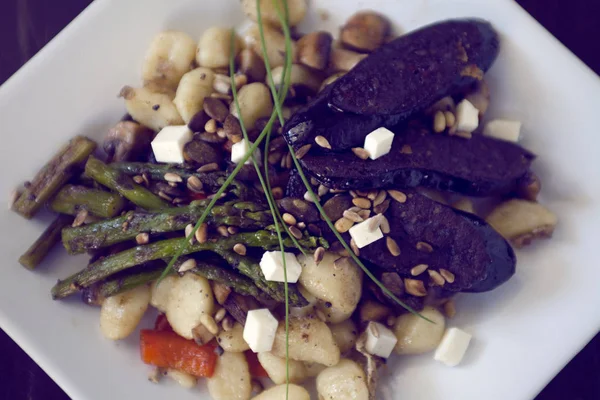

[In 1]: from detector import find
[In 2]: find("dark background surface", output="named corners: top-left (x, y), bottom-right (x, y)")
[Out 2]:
top-left (0, 0), bottom-right (599, 399)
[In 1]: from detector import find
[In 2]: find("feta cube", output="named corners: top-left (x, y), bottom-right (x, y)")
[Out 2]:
top-left (365, 321), bottom-right (398, 358)
top-left (349, 217), bottom-right (383, 248)
top-left (483, 119), bottom-right (522, 142)
top-left (434, 327), bottom-right (472, 367)
top-left (363, 127), bottom-right (395, 160)
top-left (260, 251), bottom-right (302, 283)
top-left (231, 139), bottom-right (261, 165)
top-left (243, 309), bottom-right (279, 353)
top-left (151, 125), bottom-right (193, 164)
top-left (455, 99), bottom-right (479, 133)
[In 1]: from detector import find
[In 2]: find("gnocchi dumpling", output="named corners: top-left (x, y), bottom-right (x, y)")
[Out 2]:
top-left (100, 285), bottom-right (150, 340)
top-left (393, 306), bottom-right (446, 355)
top-left (120, 86), bottom-right (183, 131)
top-left (142, 31), bottom-right (197, 91)
top-left (257, 352), bottom-right (308, 384)
top-left (252, 384), bottom-right (310, 400)
top-left (216, 322), bottom-right (250, 352)
top-left (174, 68), bottom-right (215, 123)
top-left (207, 351), bottom-right (252, 400)
top-left (316, 359), bottom-right (369, 400)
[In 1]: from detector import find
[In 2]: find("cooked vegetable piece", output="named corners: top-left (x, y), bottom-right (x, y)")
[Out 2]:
top-left (100, 286), bottom-right (151, 340)
top-left (486, 199), bottom-right (557, 248)
top-left (18, 214), bottom-right (73, 270)
top-left (103, 121), bottom-right (154, 163)
top-left (330, 19), bottom-right (499, 116)
top-left (207, 351), bottom-right (252, 400)
top-left (140, 330), bottom-right (217, 377)
top-left (84, 265), bottom-right (164, 304)
top-left (316, 359), bottom-right (369, 400)
top-left (50, 185), bottom-right (126, 218)
top-left (84, 156), bottom-right (169, 210)
top-left (296, 31), bottom-right (332, 71)
top-left (340, 11), bottom-right (391, 52)
top-left (13, 136), bottom-right (97, 219)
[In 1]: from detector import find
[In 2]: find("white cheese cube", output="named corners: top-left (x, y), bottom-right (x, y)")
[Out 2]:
top-left (243, 309), bottom-right (279, 353)
top-left (455, 99), bottom-right (479, 133)
top-left (231, 139), bottom-right (261, 165)
top-left (363, 127), bottom-right (395, 160)
top-left (151, 125), bottom-right (192, 164)
top-left (365, 321), bottom-right (398, 358)
top-left (259, 251), bottom-right (302, 283)
top-left (349, 217), bottom-right (383, 248)
top-left (483, 119), bottom-right (522, 142)
top-left (434, 327), bottom-right (472, 367)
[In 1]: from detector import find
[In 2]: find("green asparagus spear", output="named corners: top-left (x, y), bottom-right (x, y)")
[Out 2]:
top-left (18, 214), bottom-right (73, 270)
top-left (81, 267), bottom-right (164, 304)
top-left (84, 156), bottom-right (169, 210)
top-left (52, 231), bottom-right (317, 304)
top-left (61, 200), bottom-right (274, 254)
top-left (13, 136), bottom-right (97, 219)
top-left (112, 162), bottom-right (251, 200)
top-left (50, 185), bottom-right (126, 218)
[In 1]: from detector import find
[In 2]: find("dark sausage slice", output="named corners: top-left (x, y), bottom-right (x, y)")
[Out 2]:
top-left (329, 19), bottom-right (499, 116)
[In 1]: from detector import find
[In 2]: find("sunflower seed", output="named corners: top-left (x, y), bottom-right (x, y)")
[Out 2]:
top-left (168, 181), bottom-right (178, 187)
top-left (194, 223), bottom-right (208, 244)
top-left (72, 209), bottom-right (89, 227)
top-left (433, 110), bottom-right (446, 133)
top-left (356, 190), bottom-right (369, 197)
top-left (197, 162), bottom-right (219, 173)
top-left (387, 190), bottom-right (407, 203)
top-left (289, 226), bottom-right (303, 239)
top-left (373, 199), bottom-right (390, 214)
top-left (217, 226), bottom-right (229, 237)
top-left (351, 147), bottom-right (370, 160)
top-left (214, 308), bottom-right (227, 323)
top-left (178, 258), bottom-right (197, 273)
top-left (133, 175), bottom-right (145, 185)
top-left (318, 184), bottom-right (329, 197)
top-left (315, 135), bottom-right (332, 149)
top-left (295, 144), bottom-right (312, 159)
top-left (185, 224), bottom-right (195, 244)
top-left (358, 209), bottom-right (371, 220)
top-left (142, 172), bottom-right (151, 186)
top-left (210, 92), bottom-right (232, 101)
top-left (368, 214), bottom-right (384, 231)
top-left (386, 236), bottom-right (401, 256)
top-left (416, 241), bottom-right (433, 253)
top-left (200, 314), bottom-right (220, 335)
top-left (372, 191), bottom-right (387, 207)
top-left (213, 74), bottom-right (231, 94)
top-left (334, 217), bottom-right (354, 233)
top-left (221, 316), bottom-right (234, 332)
top-left (343, 209), bottom-right (363, 223)
top-left (444, 299), bottom-right (457, 318)
top-left (310, 177), bottom-right (320, 186)
top-left (282, 213), bottom-right (297, 225)
top-left (350, 238), bottom-right (360, 256)
top-left (352, 197), bottom-right (371, 209)
top-left (158, 191), bottom-right (173, 201)
top-left (404, 278), bottom-right (427, 297)
top-left (271, 187), bottom-right (283, 199)
top-left (315, 309), bottom-right (327, 322)
top-left (349, 190), bottom-right (358, 198)
top-left (233, 74), bottom-right (248, 89)
top-left (410, 264), bottom-right (428, 276)
top-left (228, 226), bottom-right (238, 235)
top-left (369, 322), bottom-right (380, 338)
top-left (428, 269), bottom-right (446, 286)
top-left (205, 119), bottom-right (217, 134)
top-left (187, 176), bottom-right (204, 193)
top-left (313, 247), bottom-right (325, 264)
top-left (231, 243), bottom-right (246, 257)
top-left (444, 111), bottom-right (456, 128)
top-left (304, 191), bottom-right (319, 203)
top-left (455, 131), bottom-right (473, 139)
top-left (439, 268), bottom-right (456, 283)
top-left (136, 232), bottom-right (149, 245)
top-left (367, 190), bottom-right (379, 201)
top-left (380, 215), bottom-right (390, 234)
top-left (297, 222), bottom-right (306, 229)
top-left (164, 172), bottom-right (182, 183)
top-left (401, 144), bottom-right (413, 154)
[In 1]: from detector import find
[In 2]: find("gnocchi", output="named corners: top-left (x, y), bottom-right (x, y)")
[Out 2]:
top-left (251, 384), bottom-right (310, 400)
top-left (173, 68), bottom-right (215, 123)
top-left (393, 306), bottom-right (446, 355)
top-left (329, 319), bottom-right (358, 355)
top-left (245, 24), bottom-right (297, 68)
top-left (229, 82), bottom-right (273, 131)
top-left (257, 352), bottom-right (308, 384)
top-left (197, 27), bottom-right (243, 69)
top-left (120, 86), bottom-right (183, 131)
top-left (150, 275), bottom-right (178, 312)
top-left (207, 351), bottom-right (252, 400)
top-left (100, 286), bottom-right (150, 340)
top-left (241, 0), bottom-right (307, 28)
top-left (216, 322), bottom-right (250, 352)
top-left (166, 369), bottom-right (197, 389)
top-left (316, 359), bottom-right (369, 400)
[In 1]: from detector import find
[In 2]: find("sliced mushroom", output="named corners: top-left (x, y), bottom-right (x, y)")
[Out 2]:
top-left (465, 79), bottom-right (491, 116)
top-left (103, 121), bottom-right (154, 163)
top-left (183, 139), bottom-right (222, 166)
top-left (329, 47), bottom-right (367, 72)
top-left (296, 31), bottom-right (333, 71)
top-left (237, 48), bottom-right (267, 83)
top-left (486, 199), bottom-right (557, 248)
top-left (269, 64), bottom-right (322, 103)
top-left (340, 11), bottom-right (391, 52)
top-left (319, 72), bottom-right (346, 92)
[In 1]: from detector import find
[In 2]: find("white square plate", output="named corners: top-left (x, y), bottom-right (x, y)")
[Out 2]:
top-left (1, 0), bottom-right (599, 399)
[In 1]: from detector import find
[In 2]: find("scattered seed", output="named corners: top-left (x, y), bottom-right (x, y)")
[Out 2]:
top-left (350, 238), bottom-right (360, 256)
top-left (334, 217), bottom-right (354, 233)
top-left (314, 135), bottom-right (332, 149)
top-left (410, 264), bottom-right (429, 276)
top-left (136, 232), bottom-right (149, 245)
top-left (352, 197), bottom-right (371, 209)
top-left (214, 308), bottom-right (227, 323)
top-left (404, 278), bottom-right (428, 297)
top-left (133, 175), bottom-right (145, 185)
top-left (304, 191), bottom-right (319, 203)
top-left (195, 223), bottom-right (208, 244)
top-left (187, 176), bottom-right (204, 193)
top-left (343, 209), bottom-right (363, 223)
top-left (297, 221), bottom-right (306, 229)
top-left (351, 147), bottom-right (370, 160)
top-left (295, 144), bottom-right (312, 159)
top-left (168, 181), bottom-right (178, 188)
top-left (433, 110), bottom-right (446, 133)
top-left (164, 172), bottom-right (182, 183)
top-left (200, 314), bottom-right (220, 335)
top-left (141, 172), bottom-right (151, 187)
top-left (210, 92), bottom-right (232, 101)
top-left (368, 214), bottom-right (384, 231)
top-left (213, 74), bottom-right (231, 94)
top-left (455, 131), bottom-right (473, 139)
top-left (401, 144), bottom-right (413, 154)
top-left (439, 268), bottom-right (456, 283)
top-left (285, 152), bottom-right (293, 169)
top-left (380, 215), bottom-right (390, 234)
top-left (313, 247), bottom-right (325, 265)
top-left (386, 236), bottom-right (401, 256)
top-left (444, 111), bottom-right (456, 128)
top-left (356, 190), bottom-right (369, 197)
top-left (208, 192), bottom-right (227, 200)
top-left (185, 224), bottom-right (195, 244)
top-left (148, 367), bottom-right (162, 383)
top-left (72, 209), bottom-right (89, 227)
top-left (318, 184), bottom-right (329, 197)
top-left (444, 299), bottom-right (457, 318)
top-left (233, 74), bottom-right (248, 89)
top-left (348, 206), bottom-right (361, 213)
top-left (233, 243), bottom-right (247, 256)
top-left (216, 128), bottom-right (227, 139)
top-left (316, 309), bottom-right (327, 322)
top-left (358, 209), bottom-right (371, 220)
top-left (310, 177), bottom-right (320, 186)
top-left (428, 269), bottom-right (446, 286)
top-left (222, 316), bottom-right (234, 332)
top-left (197, 162), bottom-right (219, 173)
top-left (178, 258), bottom-right (197, 273)
top-left (369, 321), bottom-right (380, 338)
top-left (416, 241), bottom-right (434, 253)
top-left (372, 190), bottom-right (387, 207)
top-left (217, 226), bottom-right (229, 237)
top-left (289, 225), bottom-right (303, 240)
top-left (228, 226), bottom-right (238, 235)
top-left (158, 191), bottom-right (173, 201)
top-left (279, 152), bottom-right (287, 169)
top-left (271, 187), bottom-right (283, 199)
top-left (205, 119), bottom-right (217, 134)
top-left (121, 221), bottom-right (130, 231)
top-left (373, 199), bottom-right (390, 214)
top-left (387, 190), bottom-right (407, 204)
top-left (282, 212), bottom-right (297, 226)
top-left (386, 315), bottom-right (397, 327)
